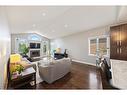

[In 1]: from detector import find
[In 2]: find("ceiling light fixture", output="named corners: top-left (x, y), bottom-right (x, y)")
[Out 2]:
top-left (52, 30), bottom-right (55, 32)
top-left (32, 24), bottom-right (36, 27)
top-left (64, 24), bottom-right (68, 28)
top-left (42, 12), bottom-right (46, 16)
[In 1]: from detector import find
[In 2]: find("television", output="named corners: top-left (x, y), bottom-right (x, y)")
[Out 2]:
top-left (30, 43), bottom-right (40, 49)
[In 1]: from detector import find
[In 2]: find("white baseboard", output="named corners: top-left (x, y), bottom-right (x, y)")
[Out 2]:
top-left (72, 59), bottom-right (96, 66)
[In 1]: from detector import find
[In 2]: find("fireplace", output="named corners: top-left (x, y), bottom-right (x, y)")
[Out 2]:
top-left (30, 50), bottom-right (40, 58)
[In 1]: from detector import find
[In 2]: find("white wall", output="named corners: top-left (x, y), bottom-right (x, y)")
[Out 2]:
top-left (0, 7), bottom-right (11, 89)
top-left (51, 26), bottom-right (109, 65)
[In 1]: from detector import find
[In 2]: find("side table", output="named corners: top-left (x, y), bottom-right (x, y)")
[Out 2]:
top-left (9, 67), bottom-right (36, 89)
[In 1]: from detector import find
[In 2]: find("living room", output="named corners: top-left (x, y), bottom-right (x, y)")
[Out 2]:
top-left (1, 4), bottom-right (127, 92)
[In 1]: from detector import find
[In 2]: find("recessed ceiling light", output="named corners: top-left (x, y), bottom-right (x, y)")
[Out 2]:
top-left (52, 30), bottom-right (55, 32)
top-left (64, 24), bottom-right (68, 28)
top-left (32, 24), bottom-right (36, 27)
top-left (42, 12), bottom-right (46, 16)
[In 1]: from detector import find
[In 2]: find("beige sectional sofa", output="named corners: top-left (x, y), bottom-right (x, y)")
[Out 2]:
top-left (38, 58), bottom-right (71, 84)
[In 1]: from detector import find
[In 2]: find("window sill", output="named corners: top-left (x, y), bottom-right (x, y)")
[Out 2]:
top-left (88, 54), bottom-right (97, 57)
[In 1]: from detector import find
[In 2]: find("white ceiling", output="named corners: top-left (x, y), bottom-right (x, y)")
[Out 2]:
top-left (5, 6), bottom-right (127, 39)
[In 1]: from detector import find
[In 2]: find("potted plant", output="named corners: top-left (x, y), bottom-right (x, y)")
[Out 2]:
top-left (19, 43), bottom-right (29, 58)
top-left (96, 48), bottom-right (109, 67)
top-left (15, 64), bottom-right (24, 74)
top-left (10, 64), bottom-right (24, 79)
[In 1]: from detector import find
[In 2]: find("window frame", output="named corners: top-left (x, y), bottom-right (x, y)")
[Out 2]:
top-left (88, 37), bottom-right (97, 56)
top-left (28, 34), bottom-right (41, 41)
top-left (88, 35), bottom-right (109, 57)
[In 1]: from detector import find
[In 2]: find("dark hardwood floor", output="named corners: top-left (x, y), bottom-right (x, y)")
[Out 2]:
top-left (14, 61), bottom-right (118, 89)
top-left (36, 61), bottom-right (102, 89)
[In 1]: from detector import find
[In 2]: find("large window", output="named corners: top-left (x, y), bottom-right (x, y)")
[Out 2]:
top-left (89, 36), bottom-right (109, 56)
top-left (15, 38), bottom-right (28, 54)
top-left (28, 34), bottom-right (41, 41)
top-left (89, 39), bottom-right (97, 55)
top-left (98, 38), bottom-right (107, 56)
top-left (42, 41), bottom-right (49, 56)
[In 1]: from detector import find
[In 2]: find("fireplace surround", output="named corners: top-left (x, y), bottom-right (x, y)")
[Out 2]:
top-left (30, 50), bottom-right (40, 58)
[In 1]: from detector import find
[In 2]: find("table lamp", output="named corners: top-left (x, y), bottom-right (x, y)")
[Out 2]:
top-left (56, 48), bottom-right (61, 53)
top-left (10, 54), bottom-right (22, 78)
top-left (10, 54), bottom-right (21, 64)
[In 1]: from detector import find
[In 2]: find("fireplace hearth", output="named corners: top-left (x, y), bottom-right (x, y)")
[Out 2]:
top-left (30, 50), bottom-right (40, 58)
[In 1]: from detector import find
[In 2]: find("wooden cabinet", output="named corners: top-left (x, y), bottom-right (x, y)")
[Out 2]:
top-left (110, 26), bottom-right (120, 59)
top-left (120, 24), bottom-right (127, 60)
top-left (110, 23), bottom-right (127, 61)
